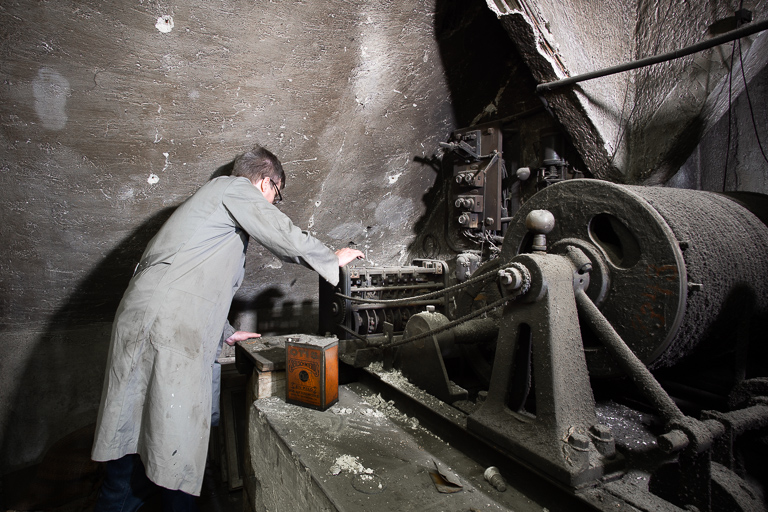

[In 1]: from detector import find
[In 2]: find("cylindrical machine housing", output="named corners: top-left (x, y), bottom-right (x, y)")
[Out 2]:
top-left (501, 179), bottom-right (768, 377)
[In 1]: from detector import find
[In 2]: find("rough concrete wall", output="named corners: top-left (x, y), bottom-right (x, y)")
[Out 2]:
top-left (668, 51), bottom-right (768, 192)
top-left (0, 0), bottom-right (455, 472)
top-left (628, 0), bottom-right (768, 184)
top-left (481, 4), bottom-right (618, 180)
top-left (512, 0), bottom-right (636, 172)
top-left (487, 0), bottom-right (767, 184)
top-left (535, 0), bottom-right (635, 169)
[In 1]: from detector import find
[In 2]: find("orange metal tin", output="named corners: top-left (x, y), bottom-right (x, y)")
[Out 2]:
top-left (285, 335), bottom-right (339, 410)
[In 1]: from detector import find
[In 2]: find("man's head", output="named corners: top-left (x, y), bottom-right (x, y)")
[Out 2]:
top-left (232, 146), bottom-right (286, 204)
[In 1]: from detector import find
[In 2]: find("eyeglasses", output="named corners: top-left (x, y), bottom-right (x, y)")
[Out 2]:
top-left (268, 178), bottom-right (283, 205)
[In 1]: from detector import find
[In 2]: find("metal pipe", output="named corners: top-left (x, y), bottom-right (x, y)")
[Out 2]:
top-left (711, 404), bottom-right (768, 435)
top-left (575, 289), bottom-right (684, 422)
top-left (351, 299), bottom-right (445, 310)
top-left (350, 283), bottom-right (443, 292)
top-left (536, 19), bottom-right (768, 93)
top-left (452, 316), bottom-right (498, 345)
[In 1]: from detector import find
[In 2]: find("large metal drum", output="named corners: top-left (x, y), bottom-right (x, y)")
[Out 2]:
top-left (501, 179), bottom-right (768, 377)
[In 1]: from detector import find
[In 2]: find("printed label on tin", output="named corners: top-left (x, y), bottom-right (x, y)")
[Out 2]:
top-left (287, 345), bottom-right (322, 406)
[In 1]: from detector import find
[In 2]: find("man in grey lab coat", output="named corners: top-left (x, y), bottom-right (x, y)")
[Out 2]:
top-left (91, 146), bottom-right (364, 510)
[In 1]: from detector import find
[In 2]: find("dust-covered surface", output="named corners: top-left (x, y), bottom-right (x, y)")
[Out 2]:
top-left (595, 401), bottom-right (659, 454)
top-left (365, 361), bottom-right (468, 427)
top-left (626, 185), bottom-right (768, 369)
top-left (493, 0), bottom-right (768, 184)
top-left (247, 387), bottom-right (509, 511)
top-left (347, 393), bottom-right (424, 432)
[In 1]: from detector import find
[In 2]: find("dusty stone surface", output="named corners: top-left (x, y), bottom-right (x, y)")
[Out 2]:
top-left (246, 387), bottom-right (508, 512)
top-left (0, 0), bottom-right (455, 332)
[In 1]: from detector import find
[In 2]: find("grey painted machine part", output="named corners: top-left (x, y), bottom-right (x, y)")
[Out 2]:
top-left (387, 180), bottom-right (768, 510)
top-left (572, 289), bottom-right (731, 459)
top-left (467, 250), bottom-right (623, 488)
top-left (501, 179), bottom-right (768, 377)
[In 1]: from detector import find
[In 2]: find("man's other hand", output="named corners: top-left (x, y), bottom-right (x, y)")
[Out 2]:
top-left (225, 331), bottom-right (261, 346)
top-left (336, 248), bottom-right (365, 267)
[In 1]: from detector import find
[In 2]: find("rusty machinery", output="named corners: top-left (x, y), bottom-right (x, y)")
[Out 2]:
top-left (319, 260), bottom-right (449, 367)
top-left (441, 121), bottom-right (583, 276)
top-left (327, 179), bottom-right (768, 512)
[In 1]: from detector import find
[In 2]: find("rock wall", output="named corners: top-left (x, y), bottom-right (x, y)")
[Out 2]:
top-left (0, 0), bottom-right (458, 472)
top-left (488, 0), bottom-right (768, 184)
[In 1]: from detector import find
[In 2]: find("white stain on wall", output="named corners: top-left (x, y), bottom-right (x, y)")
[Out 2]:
top-left (352, 10), bottom-right (395, 115)
top-left (32, 67), bottom-right (70, 131)
top-left (155, 15), bottom-right (174, 33)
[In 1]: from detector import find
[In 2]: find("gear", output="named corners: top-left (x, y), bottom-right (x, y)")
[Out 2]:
top-left (508, 261), bottom-right (531, 297)
top-left (331, 296), bottom-right (347, 324)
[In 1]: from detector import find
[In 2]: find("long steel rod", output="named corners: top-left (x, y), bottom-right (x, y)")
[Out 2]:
top-left (536, 19), bottom-right (768, 93)
top-left (350, 283), bottom-right (443, 292)
top-left (352, 299), bottom-right (444, 310)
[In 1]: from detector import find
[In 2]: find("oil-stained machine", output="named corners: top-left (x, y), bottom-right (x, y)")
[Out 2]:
top-left (321, 178), bottom-right (768, 512)
top-left (319, 260), bottom-right (449, 367)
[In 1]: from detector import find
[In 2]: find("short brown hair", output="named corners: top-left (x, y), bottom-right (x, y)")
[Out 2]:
top-left (232, 146), bottom-right (285, 189)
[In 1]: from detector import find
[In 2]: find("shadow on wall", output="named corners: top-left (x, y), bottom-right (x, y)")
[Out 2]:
top-left (230, 290), bottom-right (319, 336)
top-left (433, 0), bottom-right (531, 128)
top-left (409, 154), bottom-right (447, 259)
top-left (0, 207), bottom-right (176, 509)
top-left (407, 0), bottom-right (547, 260)
top-left (210, 160), bottom-right (234, 180)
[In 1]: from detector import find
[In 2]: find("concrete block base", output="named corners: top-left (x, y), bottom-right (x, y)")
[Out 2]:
top-left (244, 386), bottom-right (507, 512)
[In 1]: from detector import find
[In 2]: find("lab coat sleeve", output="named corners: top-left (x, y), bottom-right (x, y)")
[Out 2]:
top-left (211, 322), bottom-right (234, 427)
top-left (222, 178), bottom-right (340, 286)
top-left (221, 320), bottom-right (236, 342)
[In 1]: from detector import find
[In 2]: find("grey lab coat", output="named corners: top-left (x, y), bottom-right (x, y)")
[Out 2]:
top-left (91, 176), bottom-right (339, 495)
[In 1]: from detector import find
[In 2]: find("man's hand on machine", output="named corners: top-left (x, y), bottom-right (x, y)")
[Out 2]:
top-left (335, 248), bottom-right (365, 267)
top-left (225, 250), bottom-right (362, 346)
top-left (225, 331), bottom-right (261, 346)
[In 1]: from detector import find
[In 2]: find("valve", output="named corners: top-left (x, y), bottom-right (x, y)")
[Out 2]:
top-left (516, 167), bottom-right (531, 181)
top-left (455, 197), bottom-right (475, 209)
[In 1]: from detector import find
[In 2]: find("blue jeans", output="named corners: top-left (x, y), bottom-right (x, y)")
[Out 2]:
top-left (94, 454), bottom-right (198, 512)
